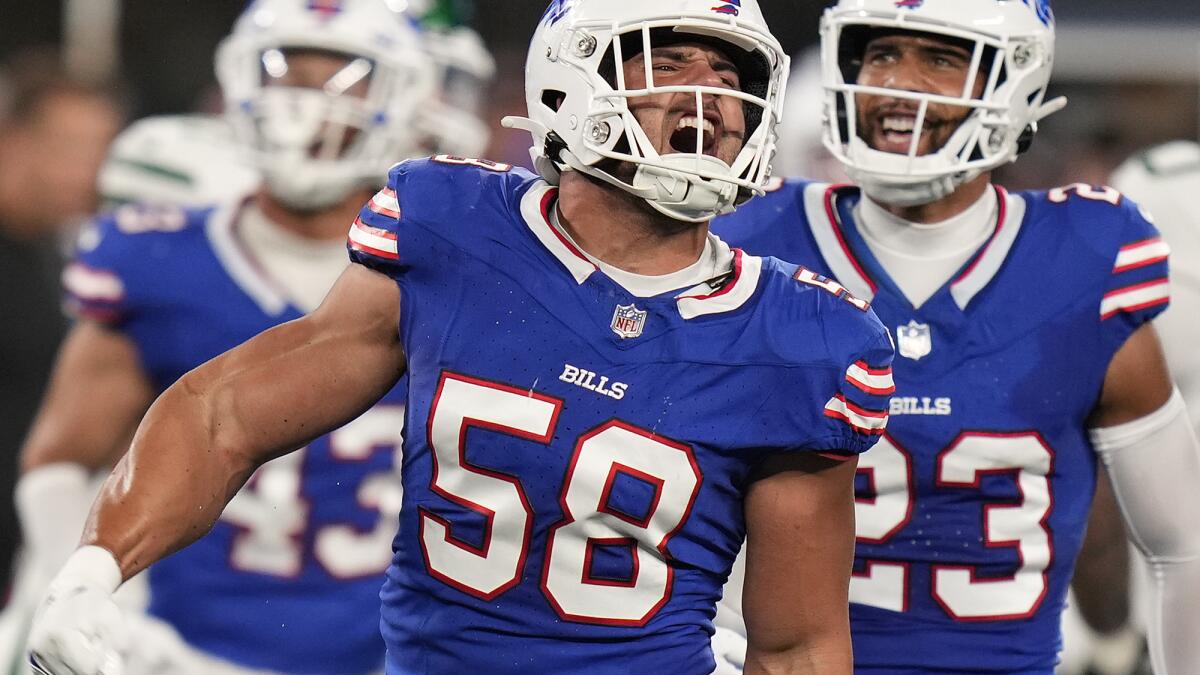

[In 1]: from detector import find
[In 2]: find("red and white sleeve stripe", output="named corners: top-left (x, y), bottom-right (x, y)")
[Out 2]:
top-left (846, 360), bottom-right (895, 396)
top-left (1113, 237), bottom-right (1170, 273)
top-left (367, 187), bottom-right (401, 220)
top-left (348, 217), bottom-right (399, 261)
top-left (62, 263), bottom-right (124, 303)
top-left (1100, 278), bottom-right (1170, 320)
top-left (824, 393), bottom-right (889, 436)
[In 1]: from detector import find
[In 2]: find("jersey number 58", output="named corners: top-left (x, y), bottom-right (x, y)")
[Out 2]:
top-left (420, 372), bottom-right (702, 626)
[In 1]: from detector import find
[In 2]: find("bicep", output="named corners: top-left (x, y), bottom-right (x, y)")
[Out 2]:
top-left (20, 321), bottom-right (154, 472)
top-left (184, 263), bottom-right (406, 465)
top-left (742, 453), bottom-right (857, 671)
top-left (1089, 322), bottom-right (1174, 427)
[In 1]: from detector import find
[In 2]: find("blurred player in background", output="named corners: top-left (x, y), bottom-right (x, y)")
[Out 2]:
top-left (408, 0), bottom-right (495, 159)
top-left (1112, 142), bottom-right (1200, 433)
top-left (12, 1), bottom-right (437, 673)
top-left (93, 0), bottom-right (495, 214)
top-left (27, 0), bottom-right (900, 672)
top-left (1053, 127), bottom-right (1200, 675)
top-left (0, 61), bottom-right (123, 608)
top-left (713, 0), bottom-right (1200, 672)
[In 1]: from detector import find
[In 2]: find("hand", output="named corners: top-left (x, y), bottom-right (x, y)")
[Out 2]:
top-left (27, 547), bottom-right (128, 675)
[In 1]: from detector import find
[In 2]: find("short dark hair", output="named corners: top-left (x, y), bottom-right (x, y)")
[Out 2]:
top-left (0, 48), bottom-right (125, 127)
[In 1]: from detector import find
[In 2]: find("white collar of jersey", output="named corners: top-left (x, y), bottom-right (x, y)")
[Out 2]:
top-left (520, 182), bottom-right (762, 319)
top-left (207, 197), bottom-right (290, 316)
top-left (856, 188), bottom-right (997, 261)
top-left (206, 200), bottom-right (349, 316)
top-left (802, 182), bottom-right (1028, 310)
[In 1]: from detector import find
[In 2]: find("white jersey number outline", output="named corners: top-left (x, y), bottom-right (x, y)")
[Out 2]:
top-left (221, 404), bottom-right (405, 579)
top-left (420, 372), bottom-right (702, 625)
top-left (851, 431), bottom-right (1053, 620)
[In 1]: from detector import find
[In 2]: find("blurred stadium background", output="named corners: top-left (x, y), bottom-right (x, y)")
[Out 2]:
top-left (0, 0), bottom-right (1196, 672)
top-left (1, 0), bottom-right (1197, 182)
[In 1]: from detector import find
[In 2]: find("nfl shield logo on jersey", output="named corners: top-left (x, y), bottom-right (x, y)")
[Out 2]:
top-left (611, 304), bottom-right (648, 339)
top-left (897, 320), bottom-right (932, 361)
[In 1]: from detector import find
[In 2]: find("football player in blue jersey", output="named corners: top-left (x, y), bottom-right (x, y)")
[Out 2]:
top-left (14, 1), bottom-right (436, 673)
top-left (710, 0), bottom-right (1200, 673)
top-left (28, 1), bottom-right (899, 674)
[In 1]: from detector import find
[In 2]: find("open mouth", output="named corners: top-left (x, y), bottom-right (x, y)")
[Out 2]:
top-left (875, 114), bottom-right (919, 153)
top-left (668, 114), bottom-right (720, 156)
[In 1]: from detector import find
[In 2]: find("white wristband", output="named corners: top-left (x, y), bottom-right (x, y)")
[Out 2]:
top-left (53, 546), bottom-right (123, 595)
top-left (16, 463), bottom-right (97, 571)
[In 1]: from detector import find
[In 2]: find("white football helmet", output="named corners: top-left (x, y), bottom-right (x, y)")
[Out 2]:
top-left (416, 26), bottom-right (496, 157)
top-left (97, 115), bottom-right (259, 208)
top-left (820, 0), bottom-right (1067, 206)
top-left (216, 0), bottom-right (435, 211)
top-left (503, 0), bottom-right (789, 223)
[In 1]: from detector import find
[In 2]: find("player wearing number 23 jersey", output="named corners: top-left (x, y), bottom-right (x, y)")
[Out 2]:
top-left (713, 178), bottom-right (1170, 672)
top-left (347, 157), bottom-right (894, 673)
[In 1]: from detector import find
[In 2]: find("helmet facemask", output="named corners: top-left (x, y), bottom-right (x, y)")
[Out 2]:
top-left (819, 1), bottom-right (1066, 207)
top-left (216, 0), bottom-right (435, 213)
top-left (245, 47), bottom-right (391, 210)
top-left (506, 5), bottom-right (789, 224)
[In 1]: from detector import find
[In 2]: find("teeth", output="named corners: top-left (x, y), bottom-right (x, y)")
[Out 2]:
top-left (677, 116), bottom-right (716, 136)
top-left (882, 116), bottom-right (916, 133)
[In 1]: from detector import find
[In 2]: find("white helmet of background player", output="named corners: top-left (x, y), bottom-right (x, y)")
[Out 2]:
top-left (504, 0), bottom-right (789, 223)
top-left (820, 0), bottom-right (1067, 206)
top-left (416, 26), bottom-right (495, 157)
top-left (216, 0), bottom-right (434, 211)
top-left (97, 115), bottom-right (259, 208)
top-left (405, 0), bottom-right (496, 157)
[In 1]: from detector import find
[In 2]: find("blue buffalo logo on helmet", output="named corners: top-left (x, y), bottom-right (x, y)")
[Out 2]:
top-left (894, 0), bottom-right (923, 8)
top-left (1022, 0), bottom-right (1054, 26)
top-left (543, 0), bottom-right (576, 26)
top-left (711, 0), bottom-right (741, 16)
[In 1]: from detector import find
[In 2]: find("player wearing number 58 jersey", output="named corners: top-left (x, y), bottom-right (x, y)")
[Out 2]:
top-left (28, 2), bottom-right (896, 675)
top-left (713, 0), bottom-right (1200, 673)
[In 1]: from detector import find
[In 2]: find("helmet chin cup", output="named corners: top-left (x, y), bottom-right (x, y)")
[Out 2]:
top-left (853, 169), bottom-right (976, 208)
top-left (631, 154), bottom-right (738, 223)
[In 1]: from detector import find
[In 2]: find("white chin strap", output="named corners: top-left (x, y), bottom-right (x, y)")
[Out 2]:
top-left (630, 154), bottom-right (739, 223)
top-left (504, 116), bottom-right (742, 224)
top-left (851, 168), bottom-right (979, 208)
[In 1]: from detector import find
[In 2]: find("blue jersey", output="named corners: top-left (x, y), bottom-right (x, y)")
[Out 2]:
top-left (64, 202), bottom-right (405, 675)
top-left (713, 180), bottom-right (1171, 673)
top-left (346, 158), bottom-right (895, 674)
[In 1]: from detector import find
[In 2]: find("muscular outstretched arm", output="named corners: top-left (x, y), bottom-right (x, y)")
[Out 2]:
top-left (83, 264), bottom-right (405, 579)
top-left (1086, 323), bottom-right (1200, 674)
top-left (743, 454), bottom-right (858, 675)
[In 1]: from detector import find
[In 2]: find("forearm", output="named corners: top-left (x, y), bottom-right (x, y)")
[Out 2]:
top-left (1146, 557), bottom-right (1200, 674)
top-left (745, 637), bottom-right (851, 674)
top-left (743, 455), bottom-right (857, 675)
top-left (83, 371), bottom-right (260, 580)
top-left (1090, 389), bottom-right (1200, 674)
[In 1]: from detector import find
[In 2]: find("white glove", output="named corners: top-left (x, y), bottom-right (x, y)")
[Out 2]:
top-left (28, 547), bottom-right (129, 675)
top-left (711, 625), bottom-right (747, 674)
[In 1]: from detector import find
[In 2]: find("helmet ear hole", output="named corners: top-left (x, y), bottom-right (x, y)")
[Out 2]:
top-left (1016, 124), bottom-right (1036, 155)
top-left (541, 89), bottom-right (567, 112)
